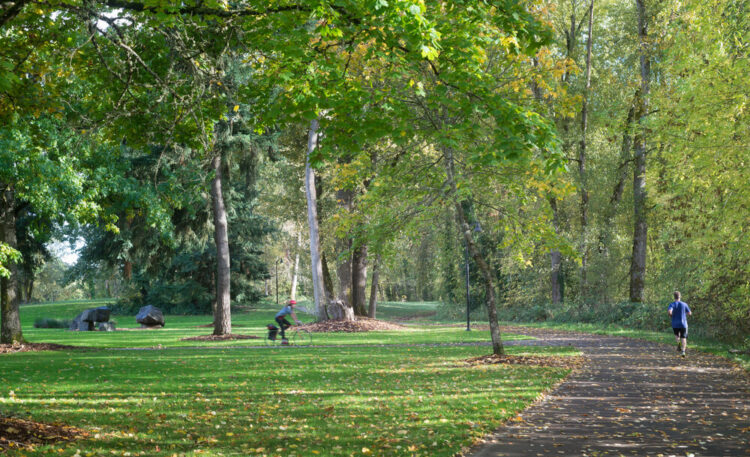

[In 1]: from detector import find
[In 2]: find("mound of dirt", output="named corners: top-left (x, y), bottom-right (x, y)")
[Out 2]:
top-left (465, 353), bottom-right (585, 369)
top-left (0, 415), bottom-right (88, 451)
top-left (302, 318), bottom-right (407, 333)
top-left (180, 334), bottom-right (260, 341)
top-left (0, 343), bottom-right (86, 355)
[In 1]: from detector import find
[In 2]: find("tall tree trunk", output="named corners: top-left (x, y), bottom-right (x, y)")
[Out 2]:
top-left (305, 119), bottom-right (328, 321)
top-left (335, 189), bottom-right (353, 305)
top-left (123, 261), bottom-right (132, 281)
top-left (25, 279), bottom-right (33, 303)
top-left (368, 254), bottom-right (380, 318)
top-left (630, 0), bottom-right (651, 303)
top-left (0, 185), bottom-right (23, 344)
top-left (321, 252), bottom-right (335, 304)
top-left (444, 149), bottom-right (505, 355)
top-left (290, 230), bottom-right (301, 301)
top-left (578, 0), bottom-right (595, 299)
top-left (549, 198), bottom-right (563, 304)
top-left (351, 243), bottom-right (368, 316)
top-left (211, 154), bottom-right (232, 335)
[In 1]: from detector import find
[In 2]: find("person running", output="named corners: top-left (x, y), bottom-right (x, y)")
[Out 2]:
top-left (668, 291), bottom-right (692, 357)
top-left (275, 299), bottom-right (302, 345)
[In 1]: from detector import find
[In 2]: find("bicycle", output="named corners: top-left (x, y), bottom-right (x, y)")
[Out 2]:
top-left (265, 323), bottom-right (312, 346)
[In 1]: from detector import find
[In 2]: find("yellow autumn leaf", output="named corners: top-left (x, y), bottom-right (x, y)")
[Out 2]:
top-left (233, 105), bottom-right (239, 112)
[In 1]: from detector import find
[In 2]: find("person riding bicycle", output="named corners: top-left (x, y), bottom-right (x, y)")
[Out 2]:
top-left (275, 299), bottom-right (302, 345)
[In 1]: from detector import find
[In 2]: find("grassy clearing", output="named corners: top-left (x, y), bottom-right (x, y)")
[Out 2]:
top-left (1, 345), bottom-right (575, 457)
top-left (3, 300), bottom-right (577, 457)
top-left (20, 300), bottom-right (527, 349)
top-left (509, 321), bottom-right (750, 371)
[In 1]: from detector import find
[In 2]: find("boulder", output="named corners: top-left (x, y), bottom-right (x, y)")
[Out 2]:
top-left (69, 315), bottom-right (93, 331)
top-left (98, 322), bottom-right (116, 332)
top-left (84, 306), bottom-right (111, 323)
top-left (69, 306), bottom-right (111, 331)
top-left (136, 305), bottom-right (165, 326)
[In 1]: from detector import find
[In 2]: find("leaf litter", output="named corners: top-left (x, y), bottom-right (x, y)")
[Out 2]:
top-left (0, 415), bottom-right (88, 451)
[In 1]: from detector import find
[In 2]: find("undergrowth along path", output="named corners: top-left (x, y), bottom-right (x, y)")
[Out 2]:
top-left (470, 329), bottom-right (750, 457)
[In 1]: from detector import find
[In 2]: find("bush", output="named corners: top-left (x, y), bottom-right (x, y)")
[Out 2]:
top-left (34, 317), bottom-right (71, 329)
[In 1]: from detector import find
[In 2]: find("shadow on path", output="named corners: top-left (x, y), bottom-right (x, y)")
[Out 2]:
top-left (469, 329), bottom-right (750, 457)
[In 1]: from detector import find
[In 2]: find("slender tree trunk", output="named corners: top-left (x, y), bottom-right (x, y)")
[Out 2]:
top-left (335, 189), bottom-right (353, 305)
top-left (368, 254), bottom-right (380, 318)
top-left (444, 149), bottom-right (504, 355)
top-left (26, 279), bottom-right (33, 303)
top-left (305, 119), bottom-right (328, 321)
top-left (123, 261), bottom-right (132, 281)
top-left (211, 154), bottom-right (232, 335)
top-left (290, 230), bottom-right (301, 300)
top-left (549, 198), bottom-right (563, 304)
top-left (578, 0), bottom-right (595, 299)
top-left (630, 0), bottom-right (651, 302)
top-left (351, 244), bottom-right (368, 316)
top-left (0, 185), bottom-right (23, 344)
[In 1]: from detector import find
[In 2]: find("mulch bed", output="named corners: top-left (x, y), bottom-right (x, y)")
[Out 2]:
top-left (464, 353), bottom-right (586, 369)
top-left (0, 415), bottom-right (88, 452)
top-left (0, 343), bottom-right (86, 355)
top-left (180, 334), bottom-right (259, 341)
top-left (302, 318), bottom-right (407, 333)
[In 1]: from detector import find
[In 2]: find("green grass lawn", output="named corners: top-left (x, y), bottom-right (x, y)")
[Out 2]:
top-left (2, 300), bottom-right (577, 457)
top-left (20, 300), bottom-right (527, 349)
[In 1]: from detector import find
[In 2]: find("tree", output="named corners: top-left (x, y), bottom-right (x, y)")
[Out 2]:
top-left (304, 119), bottom-right (328, 321)
top-left (629, 0), bottom-right (651, 303)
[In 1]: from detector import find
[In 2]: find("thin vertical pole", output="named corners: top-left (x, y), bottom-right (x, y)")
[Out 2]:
top-left (465, 243), bottom-right (471, 331)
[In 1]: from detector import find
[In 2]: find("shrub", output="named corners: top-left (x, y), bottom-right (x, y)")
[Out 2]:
top-left (34, 317), bottom-right (71, 329)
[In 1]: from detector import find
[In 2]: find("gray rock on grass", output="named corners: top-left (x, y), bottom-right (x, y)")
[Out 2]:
top-left (136, 305), bottom-right (165, 327)
top-left (69, 306), bottom-right (111, 331)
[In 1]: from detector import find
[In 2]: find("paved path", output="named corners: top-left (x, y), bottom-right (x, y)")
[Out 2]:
top-left (470, 330), bottom-right (750, 457)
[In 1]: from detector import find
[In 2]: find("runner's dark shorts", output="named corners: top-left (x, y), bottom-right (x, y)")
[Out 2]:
top-left (673, 327), bottom-right (688, 338)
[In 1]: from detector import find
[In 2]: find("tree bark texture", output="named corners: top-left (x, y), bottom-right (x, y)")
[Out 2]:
top-left (578, 0), bottom-right (595, 299)
top-left (321, 252), bottom-right (335, 305)
top-left (630, 0), bottom-right (651, 303)
top-left (304, 119), bottom-right (328, 321)
top-left (444, 149), bottom-right (505, 355)
top-left (290, 230), bottom-right (301, 301)
top-left (351, 243), bottom-right (368, 316)
top-left (368, 255), bottom-right (380, 318)
top-left (210, 155), bottom-right (232, 335)
top-left (0, 185), bottom-right (23, 344)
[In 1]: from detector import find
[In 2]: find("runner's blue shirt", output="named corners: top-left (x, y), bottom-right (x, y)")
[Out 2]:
top-left (668, 301), bottom-right (691, 328)
top-left (275, 305), bottom-right (294, 319)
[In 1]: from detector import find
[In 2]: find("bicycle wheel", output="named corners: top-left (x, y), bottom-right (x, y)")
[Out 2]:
top-left (291, 328), bottom-right (312, 346)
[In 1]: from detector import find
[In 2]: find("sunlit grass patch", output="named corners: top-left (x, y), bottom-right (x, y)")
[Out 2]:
top-left (1, 344), bottom-right (576, 457)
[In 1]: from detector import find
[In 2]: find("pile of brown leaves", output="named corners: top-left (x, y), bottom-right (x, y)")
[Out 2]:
top-left (0, 415), bottom-right (88, 451)
top-left (0, 343), bottom-right (83, 355)
top-left (302, 318), bottom-right (407, 333)
top-left (464, 354), bottom-right (586, 369)
top-left (180, 334), bottom-right (259, 341)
